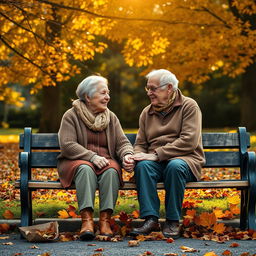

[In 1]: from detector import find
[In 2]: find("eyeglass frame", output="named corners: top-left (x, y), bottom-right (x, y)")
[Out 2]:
top-left (144, 83), bottom-right (170, 93)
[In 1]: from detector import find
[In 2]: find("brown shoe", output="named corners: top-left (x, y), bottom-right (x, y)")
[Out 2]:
top-left (80, 208), bottom-right (95, 240)
top-left (130, 218), bottom-right (160, 236)
top-left (162, 221), bottom-right (181, 239)
top-left (99, 210), bottom-right (113, 237)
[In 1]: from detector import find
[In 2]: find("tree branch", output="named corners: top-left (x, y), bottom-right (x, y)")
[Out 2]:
top-left (36, 0), bottom-right (225, 27)
top-left (0, 10), bottom-right (49, 44)
top-left (0, 34), bottom-right (51, 77)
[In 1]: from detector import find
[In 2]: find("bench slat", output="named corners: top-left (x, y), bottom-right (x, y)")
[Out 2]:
top-left (15, 180), bottom-right (249, 190)
top-left (27, 151), bottom-right (241, 168)
top-left (19, 132), bottom-right (250, 149)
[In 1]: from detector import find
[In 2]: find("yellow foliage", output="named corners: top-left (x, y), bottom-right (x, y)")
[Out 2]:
top-left (0, 0), bottom-right (256, 97)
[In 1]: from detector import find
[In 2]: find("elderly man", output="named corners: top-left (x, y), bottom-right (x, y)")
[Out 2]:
top-left (130, 69), bottom-right (205, 239)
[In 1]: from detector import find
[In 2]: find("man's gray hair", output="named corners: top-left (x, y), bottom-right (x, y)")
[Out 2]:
top-left (146, 69), bottom-right (179, 91)
top-left (76, 75), bottom-right (108, 100)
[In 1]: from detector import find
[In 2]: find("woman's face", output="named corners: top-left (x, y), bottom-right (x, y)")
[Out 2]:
top-left (86, 82), bottom-right (110, 114)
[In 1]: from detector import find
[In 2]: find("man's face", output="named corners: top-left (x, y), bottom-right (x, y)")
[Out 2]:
top-left (146, 76), bottom-right (172, 108)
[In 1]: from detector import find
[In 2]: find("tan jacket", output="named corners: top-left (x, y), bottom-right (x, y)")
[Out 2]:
top-left (57, 108), bottom-right (134, 187)
top-left (134, 89), bottom-right (205, 180)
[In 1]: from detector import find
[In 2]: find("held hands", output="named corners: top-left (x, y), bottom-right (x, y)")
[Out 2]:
top-left (122, 154), bottom-right (135, 173)
top-left (133, 152), bottom-right (158, 161)
top-left (91, 155), bottom-right (110, 169)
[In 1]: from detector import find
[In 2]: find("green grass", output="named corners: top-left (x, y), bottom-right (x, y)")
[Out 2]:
top-left (0, 197), bottom-right (234, 220)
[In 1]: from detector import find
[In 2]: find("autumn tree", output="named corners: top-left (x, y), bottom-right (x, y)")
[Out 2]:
top-left (1, 0), bottom-right (256, 131)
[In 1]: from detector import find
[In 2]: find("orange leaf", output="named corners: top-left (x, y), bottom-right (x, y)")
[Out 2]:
top-left (69, 211), bottom-right (78, 218)
top-left (186, 209), bottom-right (196, 218)
top-left (0, 223), bottom-right (10, 233)
top-left (229, 204), bottom-right (240, 215)
top-left (58, 209), bottom-right (69, 219)
top-left (213, 209), bottom-right (224, 219)
top-left (198, 212), bottom-right (216, 228)
top-left (222, 250), bottom-right (232, 255)
top-left (94, 248), bottom-right (104, 251)
top-left (166, 237), bottom-right (174, 243)
top-left (203, 252), bottom-right (218, 256)
top-left (2, 210), bottom-right (14, 219)
top-left (230, 242), bottom-right (239, 247)
top-left (132, 210), bottom-right (140, 219)
top-left (213, 223), bottom-right (226, 234)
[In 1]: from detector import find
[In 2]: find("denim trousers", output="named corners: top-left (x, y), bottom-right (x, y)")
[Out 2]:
top-left (134, 159), bottom-right (196, 220)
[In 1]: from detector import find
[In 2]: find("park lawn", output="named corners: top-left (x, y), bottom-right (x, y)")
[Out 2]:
top-left (0, 196), bottom-right (231, 220)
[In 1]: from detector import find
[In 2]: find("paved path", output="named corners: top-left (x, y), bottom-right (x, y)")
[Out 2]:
top-left (1, 233), bottom-right (256, 256)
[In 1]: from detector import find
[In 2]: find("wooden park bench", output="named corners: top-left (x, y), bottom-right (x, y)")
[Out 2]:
top-left (15, 127), bottom-right (256, 231)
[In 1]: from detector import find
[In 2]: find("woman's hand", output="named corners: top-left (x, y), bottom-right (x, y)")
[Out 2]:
top-left (122, 154), bottom-right (135, 173)
top-left (91, 155), bottom-right (110, 169)
top-left (133, 152), bottom-right (158, 161)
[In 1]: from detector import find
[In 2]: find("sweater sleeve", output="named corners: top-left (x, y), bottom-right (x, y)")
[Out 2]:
top-left (155, 104), bottom-right (202, 161)
top-left (58, 110), bottom-right (97, 161)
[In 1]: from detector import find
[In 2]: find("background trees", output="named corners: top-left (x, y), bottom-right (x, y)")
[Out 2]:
top-left (1, 0), bottom-right (255, 131)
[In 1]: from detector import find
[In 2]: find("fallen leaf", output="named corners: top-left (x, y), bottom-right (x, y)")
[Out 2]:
top-left (230, 242), bottom-right (239, 247)
top-left (204, 252), bottom-right (218, 256)
top-left (213, 223), bottom-right (226, 234)
top-left (57, 209), bottom-right (69, 219)
top-left (94, 248), bottom-right (104, 251)
top-left (0, 236), bottom-right (9, 239)
top-left (128, 240), bottom-right (140, 247)
top-left (166, 237), bottom-right (175, 243)
top-left (2, 210), bottom-right (14, 219)
top-left (30, 245), bottom-right (39, 249)
top-left (87, 244), bottom-right (97, 246)
top-left (222, 250), bottom-right (232, 255)
top-left (2, 242), bottom-right (13, 245)
top-left (180, 245), bottom-right (198, 252)
top-left (163, 253), bottom-right (178, 256)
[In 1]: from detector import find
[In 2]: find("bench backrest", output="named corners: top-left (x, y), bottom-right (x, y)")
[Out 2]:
top-left (19, 127), bottom-right (250, 173)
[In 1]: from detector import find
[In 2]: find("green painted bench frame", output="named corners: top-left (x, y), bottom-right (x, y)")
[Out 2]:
top-left (15, 127), bottom-right (256, 230)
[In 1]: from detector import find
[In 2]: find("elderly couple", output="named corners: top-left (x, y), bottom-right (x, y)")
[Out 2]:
top-left (57, 69), bottom-right (205, 241)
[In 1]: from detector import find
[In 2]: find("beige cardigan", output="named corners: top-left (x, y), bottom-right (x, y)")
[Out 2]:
top-left (134, 89), bottom-right (205, 181)
top-left (57, 107), bottom-right (134, 187)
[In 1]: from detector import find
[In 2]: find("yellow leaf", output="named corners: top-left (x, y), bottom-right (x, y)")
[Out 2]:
top-left (58, 209), bottom-right (69, 219)
top-left (227, 195), bottom-right (240, 205)
top-left (213, 222), bottom-right (226, 234)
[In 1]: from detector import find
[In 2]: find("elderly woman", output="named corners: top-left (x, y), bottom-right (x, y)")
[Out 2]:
top-left (57, 75), bottom-right (134, 241)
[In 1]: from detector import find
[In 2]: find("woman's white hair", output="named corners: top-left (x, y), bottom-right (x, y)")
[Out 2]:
top-left (76, 75), bottom-right (108, 100)
top-left (146, 69), bottom-right (179, 91)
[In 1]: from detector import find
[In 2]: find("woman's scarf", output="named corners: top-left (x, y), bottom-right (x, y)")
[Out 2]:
top-left (72, 99), bottom-right (110, 132)
top-left (153, 90), bottom-right (177, 112)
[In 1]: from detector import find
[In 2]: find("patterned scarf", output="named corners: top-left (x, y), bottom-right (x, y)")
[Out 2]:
top-left (153, 90), bottom-right (177, 112)
top-left (72, 99), bottom-right (110, 132)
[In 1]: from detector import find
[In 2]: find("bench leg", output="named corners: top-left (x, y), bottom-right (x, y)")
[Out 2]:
top-left (240, 189), bottom-right (248, 230)
top-left (20, 152), bottom-right (33, 227)
top-left (246, 151), bottom-right (256, 231)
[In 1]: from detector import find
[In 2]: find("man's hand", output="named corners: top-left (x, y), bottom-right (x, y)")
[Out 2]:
top-left (133, 152), bottom-right (158, 161)
top-left (91, 155), bottom-right (110, 169)
top-left (122, 154), bottom-right (135, 172)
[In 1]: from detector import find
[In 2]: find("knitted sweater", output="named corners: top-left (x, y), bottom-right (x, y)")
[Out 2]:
top-left (57, 107), bottom-right (134, 187)
top-left (134, 89), bottom-right (205, 181)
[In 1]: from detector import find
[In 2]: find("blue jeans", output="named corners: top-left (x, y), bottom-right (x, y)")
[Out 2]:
top-left (134, 159), bottom-right (196, 220)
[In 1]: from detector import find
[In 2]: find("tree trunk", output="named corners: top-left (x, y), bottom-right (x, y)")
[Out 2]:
top-left (39, 6), bottom-right (61, 132)
top-left (39, 85), bottom-right (61, 132)
top-left (241, 62), bottom-right (256, 131)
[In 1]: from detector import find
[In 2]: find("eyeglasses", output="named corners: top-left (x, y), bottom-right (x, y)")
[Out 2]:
top-left (145, 83), bottom-right (169, 93)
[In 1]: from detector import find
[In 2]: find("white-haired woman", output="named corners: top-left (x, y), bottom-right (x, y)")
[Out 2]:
top-left (57, 75), bottom-right (134, 240)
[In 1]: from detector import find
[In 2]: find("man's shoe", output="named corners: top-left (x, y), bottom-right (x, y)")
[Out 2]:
top-left (162, 221), bottom-right (181, 239)
top-left (130, 218), bottom-right (160, 236)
